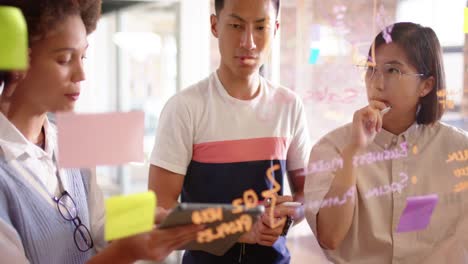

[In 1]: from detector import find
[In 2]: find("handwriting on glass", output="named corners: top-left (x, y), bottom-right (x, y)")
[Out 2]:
top-left (232, 189), bottom-right (259, 214)
top-left (231, 165), bottom-right (286, 229)
top-left (233, 165), bottom-right (286, 229)
top-left (307, 186), bottom-right (355, 210)
top-left (439, 99), bottom-right (455, 109)
top-left (437, 89), bottom-right (454, 109)
top-left (351, 42), bottom-right (370, 66)
top-left (190, 204), bottom-right (254, 243)
top-left (191, 207), bottom-right (223, 225)
top-left (305, 142), bottom-right (408, 175)
top-left (194, 164), bottom-right (286, 243)
top-left (196, 214), bottom-right (253, 243)
top-left (230, 165), bottom-right (285, 232)
top-left (351, 1), bottom-right (379, 66)
top-left (331, 4), bottom-right (350, 35)
top-left (303, 86), bottom-right (360, 104)
top-left (353, 142), bottom-right (408, 166)
top-left (307, 172), bottom-right (408, 210)
top-left (437, 89), bottom-right (466, 97)
top-left (446, 149), bottom-right (468, 163)
top-left (365, 172), bottom-right (408, 198)
top-left (446, 149), bottom-right (468, 193)
top-left (454, 166), bottom-right (468, 178)
top-left (454, 181), bottom-right (468, 193)
top-left (256, 91), bottom-right (295, 122)
top-left (376, 3), bottom-right (393, 44)
top-left (261, 164), bottom-right (286, 229)
top-left (367, 0), bottom-right (378, 67)
top-left (437, 89), bottom-right (457, 109)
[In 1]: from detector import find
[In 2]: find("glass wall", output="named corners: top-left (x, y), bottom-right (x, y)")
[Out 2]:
top-left (80, 1), bottom-right (181, 197)
top-left (277, 0), bottom-right (467, 262)
top-left (79, 0), bottom-right (468, 263)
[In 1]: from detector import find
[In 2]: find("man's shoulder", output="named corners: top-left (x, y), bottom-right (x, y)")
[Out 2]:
top-left (263, 78), bottom-right (302, 106)
top-left (178, 75), bottom-right (212, 97)
top-left (166, 74), bottom-right (213, 108)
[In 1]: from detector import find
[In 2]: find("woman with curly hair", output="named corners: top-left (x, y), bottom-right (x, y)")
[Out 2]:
top-left (0, 1), bottom-right (201, 263)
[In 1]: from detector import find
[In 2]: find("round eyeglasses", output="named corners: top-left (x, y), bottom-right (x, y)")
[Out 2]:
top-left (54, 191), bottom-right (94, 252)
top-left (357, 63), bottom-right (426, 83)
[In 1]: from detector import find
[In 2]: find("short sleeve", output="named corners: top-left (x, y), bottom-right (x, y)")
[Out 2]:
top-left (286, 98), bottom-right (311, 171)
top-left (150, 95), bottom-right (194, 175)
top-left (304, 135), bottom-right (342, 235)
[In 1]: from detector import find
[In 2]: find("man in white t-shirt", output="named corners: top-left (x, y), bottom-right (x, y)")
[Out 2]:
top-left (148, 0), bottom-right (311, 263)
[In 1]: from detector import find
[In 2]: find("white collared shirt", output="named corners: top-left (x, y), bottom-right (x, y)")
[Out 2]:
top-left (0, 112), bottom-right (106, 263)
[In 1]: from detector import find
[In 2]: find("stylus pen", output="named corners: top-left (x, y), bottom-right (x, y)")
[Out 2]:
top-left (381, 106), bottom-right (392, 115)
top-left (259, 200), bottom-right (303, 207)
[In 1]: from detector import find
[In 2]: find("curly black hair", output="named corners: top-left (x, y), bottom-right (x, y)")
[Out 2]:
top-left (0, 0), bottom-right (101, 86)
top-left (0, 0), bottom-right (101, 43)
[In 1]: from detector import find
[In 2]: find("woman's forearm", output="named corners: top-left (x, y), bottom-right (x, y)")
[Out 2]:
top-left (316, 145), bottom-right (358, 250)
top-left (86, 241), bottom-right (137, 264)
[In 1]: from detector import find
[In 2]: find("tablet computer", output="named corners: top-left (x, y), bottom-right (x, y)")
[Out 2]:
top-left (159, 203), bottom-right (264, 256)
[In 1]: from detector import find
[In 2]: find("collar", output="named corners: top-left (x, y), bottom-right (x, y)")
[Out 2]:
top-left (374, 122), bottom-right (422, 149)
top-left (0, 112), bottom-right (56, 161)
top-left (213, 71), bottom-right (265, 106)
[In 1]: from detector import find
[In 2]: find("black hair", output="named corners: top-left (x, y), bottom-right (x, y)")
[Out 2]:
top-left (0, 0), bottom-right (101, 87)
top-left (0, 0), bottom-right (101, 43)
top-left (215, 0), bottom-right (280, 18)
top-left (371, 22), bottom-right (446, 124)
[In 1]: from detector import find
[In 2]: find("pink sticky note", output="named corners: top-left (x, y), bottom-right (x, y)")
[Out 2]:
top-left (396, 194), bottom-right (439, 233)
top-left (56, 111), bottom-right (144, 168)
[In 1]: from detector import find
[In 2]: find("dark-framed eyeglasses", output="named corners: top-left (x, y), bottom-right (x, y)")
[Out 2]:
top-left (356, 63), bottom-right (426, 82)
top-left (53, 191), bottom-right (94, 252)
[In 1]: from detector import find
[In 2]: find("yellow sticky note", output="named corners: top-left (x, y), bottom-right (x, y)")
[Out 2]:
top-left (105, 191), bottom-right (156, 241)
top-left (464, 8), bottom-right (468, 33)
top-left (0, 6), bottom-right (28, 70)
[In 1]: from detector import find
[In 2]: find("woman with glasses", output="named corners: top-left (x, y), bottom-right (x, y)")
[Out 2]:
top-left (0, 1), bottom-right (201, 263)
top-left (304, 22), bottom-right (468, 263)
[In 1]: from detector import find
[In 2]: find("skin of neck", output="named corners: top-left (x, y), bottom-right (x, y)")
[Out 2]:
top-left (1, 87), bottom-right (46, 145)
top-left (382, 106), bottom-right (418, 135)
top-left (216, 64), bottom-right (261, 100)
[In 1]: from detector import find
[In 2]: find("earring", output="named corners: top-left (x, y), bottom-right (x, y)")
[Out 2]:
top-left (415, 103), bottom-right (421, 116)
top-left (12, 72), bottom-right (25, 81)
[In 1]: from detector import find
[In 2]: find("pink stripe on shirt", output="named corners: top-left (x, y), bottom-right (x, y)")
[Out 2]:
top-left (192, 137), bottom-right (288, 163)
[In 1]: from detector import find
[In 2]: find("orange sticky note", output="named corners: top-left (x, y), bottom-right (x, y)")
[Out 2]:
top-left (57, 111), bottom-right (145, 168)
top-left (464, 8), bottom-right (468, 33)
